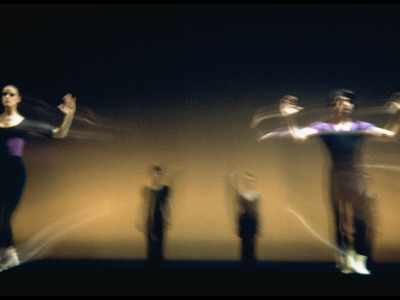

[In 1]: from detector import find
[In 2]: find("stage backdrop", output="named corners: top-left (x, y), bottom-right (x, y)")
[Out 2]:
top-left (11, 92), bottom-right (400, 264)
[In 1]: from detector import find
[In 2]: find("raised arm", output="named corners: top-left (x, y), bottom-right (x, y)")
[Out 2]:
top-left (258, 95), bottom-right (317, 142)
top-left (379, 92), bottom-right (400, 138)
top-left (52, 93), bottom-right (76, 139)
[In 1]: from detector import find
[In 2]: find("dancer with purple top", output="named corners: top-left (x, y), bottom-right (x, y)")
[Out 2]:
top-left (258, 90), bottom-right (400, 275)
top-left (0, 84), bottom-right (76, 271)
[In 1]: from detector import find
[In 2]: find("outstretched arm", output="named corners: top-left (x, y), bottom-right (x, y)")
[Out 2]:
top-left (135, 187), bottom-right (148, 233)
top-left (52, 93), bottom-right (76, 139)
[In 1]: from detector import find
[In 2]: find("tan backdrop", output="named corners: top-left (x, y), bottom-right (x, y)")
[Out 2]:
top-left (12, 92), bottom-right (400, 264)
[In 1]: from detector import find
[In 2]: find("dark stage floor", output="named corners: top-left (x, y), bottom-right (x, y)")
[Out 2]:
top-left (0, 258), bottom-right (399, 296)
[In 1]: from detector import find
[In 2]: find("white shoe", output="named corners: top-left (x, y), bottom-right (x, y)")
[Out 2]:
top-left (350, 254), bottom-right (371, 275)
top-left (344, 249), bottom-right (370, 275)
top-left (334, 251), bottom-right (353, 274)
top-left (0, 246), bottom-right (20, 271)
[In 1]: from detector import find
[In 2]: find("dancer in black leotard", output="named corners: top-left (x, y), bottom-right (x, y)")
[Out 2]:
top-left (0, 84), bottom-right (76, 271)
top-left (229, 171), bottom-right (261, 268)
top-left (137, 165), bottom-right (170, 269)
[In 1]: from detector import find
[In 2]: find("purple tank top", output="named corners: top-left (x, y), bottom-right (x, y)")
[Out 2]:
top-left (5, 137), bottom-right (24, 156)
top-left (0, 119), bottom-right (55, 157)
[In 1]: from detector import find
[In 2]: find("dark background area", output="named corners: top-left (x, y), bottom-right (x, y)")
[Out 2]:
top-left (1, 3), bottom-right (400, 109)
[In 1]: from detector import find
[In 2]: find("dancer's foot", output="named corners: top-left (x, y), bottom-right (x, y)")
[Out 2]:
top-left (0, 246), bottom-right (20, 272)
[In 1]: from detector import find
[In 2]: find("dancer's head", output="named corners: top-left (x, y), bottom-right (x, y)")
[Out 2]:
top-left (242, 172), bottom-right (256, 190)
top-left (329, 89), bottom-right (357, 117)
top-left (2, 85), bottom-right (21, 108)
top-left (329, 89), bottom-right (357, 106)
top-left (148, 165), bottom-right (163, 183)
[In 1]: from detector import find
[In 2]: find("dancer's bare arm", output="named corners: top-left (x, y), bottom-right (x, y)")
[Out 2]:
top-left (52, 93), bottom-right (76, 139)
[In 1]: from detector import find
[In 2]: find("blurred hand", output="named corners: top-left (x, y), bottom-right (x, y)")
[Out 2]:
top-left (58, 93), bottom-right (76, 115)
top-left (279, 95), bottom-right (303, 117)
top-left (385, 100), bottom-right (400, 114)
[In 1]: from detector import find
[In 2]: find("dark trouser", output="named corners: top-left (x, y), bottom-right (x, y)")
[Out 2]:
top-left (146, 215), bottom-right (164, 268)
top-left (239, 215), bottom-right (257, 266)
top-left (0, 157), bottom-right (26, 249)
top-left (330, 167), bottom-right (375, 257)
top-left (241, 235), bottom-right (256, 266)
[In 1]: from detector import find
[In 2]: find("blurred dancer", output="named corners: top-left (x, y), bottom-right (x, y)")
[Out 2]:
top-left (137, 165), bottom-right (170, 269)
top-left (259, 90), bottom-right (400, 275)
top-left (0, 84), bottom-right (76, 271)
top-left (228, 171), bottom-right (261, 268)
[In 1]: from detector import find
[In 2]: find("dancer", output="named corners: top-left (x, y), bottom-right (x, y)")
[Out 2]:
top-left (137, 165), bottom-right (170, 269)
top-left (0, 84), bottom-right (76, 271)
top-left (228, 171), bottom-right (261, 268)
top-left (258, 90), bottom-right (400, 275)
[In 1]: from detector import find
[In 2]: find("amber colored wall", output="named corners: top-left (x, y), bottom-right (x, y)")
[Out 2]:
top-left (12, 96), bottom-right (400, 263)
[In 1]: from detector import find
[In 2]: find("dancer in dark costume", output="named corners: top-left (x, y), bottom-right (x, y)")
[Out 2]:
top-left (138, 165), bottom-right (170, 269)
top-left (236, 173), bottom-right (261, 268)
top-left (258, 90), bottom-right (400, 275)
top-left (0, 84), bottom-right (76, 271)
top-left (228, 171), bottom-right (261, 268)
